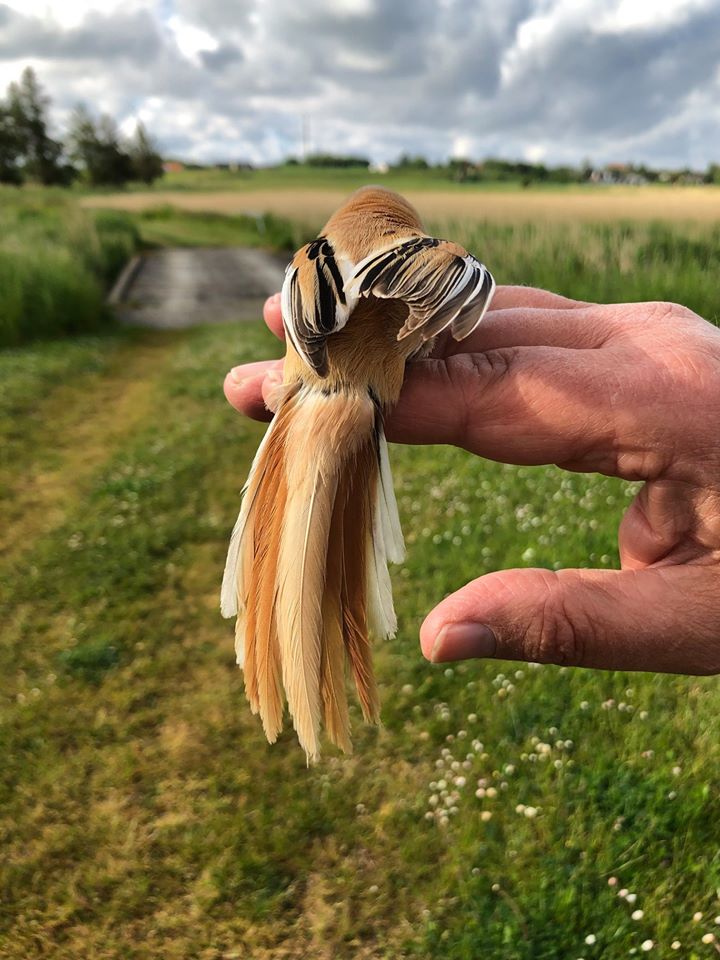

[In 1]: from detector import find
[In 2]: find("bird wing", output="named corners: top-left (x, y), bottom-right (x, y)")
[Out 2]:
top-left (281, 236), bottom-right (355, 377)
top-left (347, 235), bottom-right (495, 342)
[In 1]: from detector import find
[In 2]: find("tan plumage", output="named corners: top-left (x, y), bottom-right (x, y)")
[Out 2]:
top-left (221, 186), bottom-right (495, 760)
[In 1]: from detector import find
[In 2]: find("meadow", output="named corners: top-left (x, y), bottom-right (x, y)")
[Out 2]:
top-left (81, 166), bottom-right (720, 226)
top-left (2, 186), bottom-right (720, 959)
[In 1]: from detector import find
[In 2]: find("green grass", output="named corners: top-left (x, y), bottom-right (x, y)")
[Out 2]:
top-left (0, 188), bottom-right (139, 347)
top-left (445, 219), bottom-right (720, 324)
top-left (133, 204), bottom-right (307, 250)
top-left (2, 210), bottom-right (720, 958)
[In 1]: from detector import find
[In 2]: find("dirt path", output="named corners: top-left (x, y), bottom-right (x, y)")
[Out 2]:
top-left (113, 246), bottom-right (285, 328)
top-left (0, 332), bottom-right (185, 565)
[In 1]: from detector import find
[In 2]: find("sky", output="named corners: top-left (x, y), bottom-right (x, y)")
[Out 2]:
top-left (0, 0), bottom-right (719, 169)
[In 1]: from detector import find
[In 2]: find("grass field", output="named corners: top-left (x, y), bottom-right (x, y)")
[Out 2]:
top-left (0, 189), bottom-right (140, 348)
top-left (79, 167), bottom-right (720, 225)
top-left (3, 193), bottom-right (720, 958)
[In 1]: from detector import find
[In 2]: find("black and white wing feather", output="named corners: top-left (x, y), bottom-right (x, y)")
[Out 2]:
top-left (281, 236), bottom-right (355, 377)
top-left (347, 236), bottom-right (495, 342)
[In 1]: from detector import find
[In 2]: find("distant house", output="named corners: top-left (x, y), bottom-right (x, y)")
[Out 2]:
top-left (162, 161), bottom-right (185, 174)
top-left (589, 163), bottom-right (647, 185)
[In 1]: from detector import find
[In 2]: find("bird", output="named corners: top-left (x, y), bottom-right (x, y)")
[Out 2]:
top-left (221, 185), bottom-right (495, 761)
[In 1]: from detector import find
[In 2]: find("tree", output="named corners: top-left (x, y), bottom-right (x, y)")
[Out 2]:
top-left (67, 105), bottom-right (133, 186)
top-left (7, 66), bottom-right (64, 184)
top-left (128, 121), bottom-right (163, 184)
top-left (0, 102), bottom-right (23, 184)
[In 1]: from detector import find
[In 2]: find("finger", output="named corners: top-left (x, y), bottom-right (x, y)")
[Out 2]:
top-left (224, 360), bottom-right (283, 421)
top-left (437, 303), bottom-right (620, 358)
top-left (263, 292), bottom-right (285, 340)
top-left (420, 565), bottom-right (720, 675)
top-left (387, 348), bottom-right (631, 475)
top-left (488, 285), bottom-right (587, 312)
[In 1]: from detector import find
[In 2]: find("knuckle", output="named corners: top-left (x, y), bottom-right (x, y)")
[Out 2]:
top-left (521, 574), bottom-right (590, 667)
top-left (646, 300), bottom-right (697, 324)
top-left (445, 350), bottom-right (519, 447)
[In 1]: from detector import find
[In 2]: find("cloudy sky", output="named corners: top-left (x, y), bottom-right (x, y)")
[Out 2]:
top-left (1, 0), bottom-right (719, 169)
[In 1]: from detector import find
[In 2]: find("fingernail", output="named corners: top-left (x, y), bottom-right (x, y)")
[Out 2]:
top-left (229, 366), bottom-right (246, 384)
top-left (265, 367), bottom-right (283, 386)
top-left (266, 292), bottom-right (281, 306)
top-left (431, 622), bottom-right (496, 663)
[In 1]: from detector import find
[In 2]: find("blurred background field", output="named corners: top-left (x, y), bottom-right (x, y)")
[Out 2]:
top-left (3, 180), bottom-right (720, 959)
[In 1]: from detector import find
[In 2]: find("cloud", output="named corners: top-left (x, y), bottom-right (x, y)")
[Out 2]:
top-left (0, 0), bottom-right (718, 168)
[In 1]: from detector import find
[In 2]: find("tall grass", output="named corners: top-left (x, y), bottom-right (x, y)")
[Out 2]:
top-left (0, 189), bottom-right (139, 347)
top-left (438, 219), bottom-right (720, 323)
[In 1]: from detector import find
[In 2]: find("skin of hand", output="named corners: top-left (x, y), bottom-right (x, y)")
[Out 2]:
top-left (224, 287), bottom-right (720, 676)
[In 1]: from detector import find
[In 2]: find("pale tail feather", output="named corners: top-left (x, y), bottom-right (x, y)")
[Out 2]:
top-left (221, 384), bottom-right (404, 758)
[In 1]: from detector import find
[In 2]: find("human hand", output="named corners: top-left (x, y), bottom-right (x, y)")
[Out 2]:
top-left (225, 288), bottom-right (720, 676)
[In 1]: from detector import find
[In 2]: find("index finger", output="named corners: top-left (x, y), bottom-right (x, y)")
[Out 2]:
top-left (488, 285), bottom-right (588, 312)
top-left (263, 293), bottom-right (285, 340)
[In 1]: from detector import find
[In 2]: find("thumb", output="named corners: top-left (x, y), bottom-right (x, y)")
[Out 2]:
top-left (420, 566), bottom-right (720, 676)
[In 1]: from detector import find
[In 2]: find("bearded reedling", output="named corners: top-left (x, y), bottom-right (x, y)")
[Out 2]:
top-left (221, 186), bottom-right (495, 761)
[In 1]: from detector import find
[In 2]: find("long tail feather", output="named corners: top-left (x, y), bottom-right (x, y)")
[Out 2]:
top-left (221, 384), bottom-right (404, 758)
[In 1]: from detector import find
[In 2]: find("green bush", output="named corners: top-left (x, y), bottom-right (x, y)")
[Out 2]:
top-left (0, 188), bottom-right (139, 347)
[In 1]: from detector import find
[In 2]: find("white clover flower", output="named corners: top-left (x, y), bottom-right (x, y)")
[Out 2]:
top-left (481, 811), bottom-right (492, 822)
top-left (424, 811), bottom-right (435, 821)
top-left (580, 701), bottom-right (589, 710)
top-left (715, 916), bottom-right (720, 925)
top-left (524, 806), bottom-right (538, 818)
top-left (640, 939), bottom-right (653, 951)
top-left (429, 795), bottom-right (439, 807)
top-left (702, 933), bottom-right (716, 945)
top-left (632, 910), bottom-right (644, 921)
top-left (693, 912), bottom-right (704, 922)
top-left (467, 713), bottom-right (478, 723)
top-left (619, 889), bottom-right (629, 899)
top-left (444, 668), bottom-right (454, 678)
top-left (639, 710), bottom-right (649, 719)
top-left (672, 766), bottom-right (682, 776)
top-left (457, 730), bottom-right (467, 739)
top-left (585, 934), bottom-right (597, 945)
top-left (401, 683), bottom-right (414, 694)
top-left (671, 941), bottom-right (681, 950)
top-left (475, 788), bottom-right (485, 799)
top-left (437, 779), bottom-right (447, 790)
top-left (608, 877), bottom-right (618, 887)
top-left (486, 787), bottom-right (498, 799)
top-left (454, 777), bottom-right (466, 788)
top-left (516, 804), bottom-right (526, 814)
top-left (626, 893), bottom-right (637, 905)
